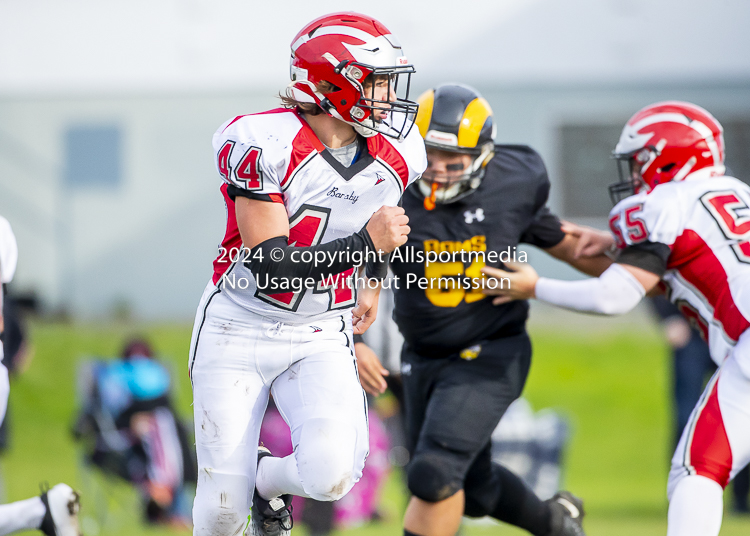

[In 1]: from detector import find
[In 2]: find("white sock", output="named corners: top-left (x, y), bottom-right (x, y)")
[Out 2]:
top-left (667, 475), bottom-right (723, 536)
top-left (0, 496), bottom-right (46, 536)
top-left (255, 454), bottom-right (309, 500)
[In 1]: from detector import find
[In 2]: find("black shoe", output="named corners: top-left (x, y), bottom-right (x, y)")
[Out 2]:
top-left (547, 491), bottom-right (585, 536)
top-left (251, 447), bottom-right (293, 536)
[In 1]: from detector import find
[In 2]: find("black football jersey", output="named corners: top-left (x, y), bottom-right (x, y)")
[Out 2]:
top-left (390, 144), bottom-right (565, 356)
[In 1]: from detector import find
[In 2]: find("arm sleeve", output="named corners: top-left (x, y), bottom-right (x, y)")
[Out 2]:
top-left (535, 263), bottom-right (646, 315)
top-left (365, 252), bottom-right (389, 280)
top-left (245, 228), bottom-right (377, 283)
top-left (616, 241), bottom-right (671, 277)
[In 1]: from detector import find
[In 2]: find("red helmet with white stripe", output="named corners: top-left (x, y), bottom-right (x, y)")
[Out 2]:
top-left (289, 12), bottom-right (417, 140)
top-left (609, 101), bottom-right (725, 204)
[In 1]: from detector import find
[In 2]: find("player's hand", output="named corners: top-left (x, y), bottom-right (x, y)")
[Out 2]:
top-left (366, 206), bottom-right (410, 253)
top-left (481, 262), bottom-right (539, 305)
top-left (352, 285), bottom-right (380, 334)
top-left (561, 220), bottom-right (615, 258)
top-left (355, 342), bottom-right (389, 396)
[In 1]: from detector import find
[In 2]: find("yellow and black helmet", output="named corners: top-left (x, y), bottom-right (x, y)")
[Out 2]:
top-left (414, 84), bottom-right (496, 207)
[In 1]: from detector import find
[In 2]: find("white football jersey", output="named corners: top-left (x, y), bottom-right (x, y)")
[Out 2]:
top-left (209, 108), bottom-right (426, 324)
top-left (610, 175), bottom-right (750, 365)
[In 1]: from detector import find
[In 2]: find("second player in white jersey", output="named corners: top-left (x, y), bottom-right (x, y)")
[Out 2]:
top-left (483, 101), bottom-right (750, 536)
top-left (211, 106), bottom-right (425, 322)
top-left (608, 175), bottom-right (750, 366)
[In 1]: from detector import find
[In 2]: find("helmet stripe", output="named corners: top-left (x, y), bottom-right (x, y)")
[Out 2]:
top-left (291, 25), bottom-right (374, 52)
top-left (632, 112), bottom-right (722, 166)
top-left (689, 119), bottom-right (721, 167)
top-left (457, 98), bottom-right (493, 149)
top-left (630, 112), bottom-right (690, 132)
top-left (415, 89), bottom-right (435, 139)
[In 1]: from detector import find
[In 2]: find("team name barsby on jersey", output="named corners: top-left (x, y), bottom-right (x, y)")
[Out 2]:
top-left (326, 187), bottom-right (359, 204)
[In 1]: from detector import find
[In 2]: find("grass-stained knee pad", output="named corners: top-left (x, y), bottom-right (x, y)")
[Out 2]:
top-left (296, 418), bottom-right (362, 501)
top-left (407, 451), bottom-right (464, 502)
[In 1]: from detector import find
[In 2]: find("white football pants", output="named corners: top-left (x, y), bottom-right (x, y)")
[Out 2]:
top-left (0, 496), bottom-right (45, 535)
top-left (188, 284), bottom-right (369, 536)
top-left (667, 328), bottom-right (750, 536)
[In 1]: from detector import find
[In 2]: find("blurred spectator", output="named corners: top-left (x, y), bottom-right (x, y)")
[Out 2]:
top-left (490, 398), bottom-right (568, 501)
top-left (73, 338), bottom-right (196, 526)
top-left (650, 296), bottom-right (749, 514)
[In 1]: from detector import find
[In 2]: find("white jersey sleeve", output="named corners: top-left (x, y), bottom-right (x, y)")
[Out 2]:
top-left (212, 115), bottom-right (287, 197)
top-left (0, 216), bottom-right (18, 284)
top-left (609, 182), bottom-right (686, 251)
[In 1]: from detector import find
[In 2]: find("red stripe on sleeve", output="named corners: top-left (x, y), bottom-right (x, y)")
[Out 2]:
top-left (669, 230), bottom-right (750, 341)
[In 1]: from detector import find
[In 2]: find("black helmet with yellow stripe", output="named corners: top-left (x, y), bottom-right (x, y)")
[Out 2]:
top-left (414, 83), bottom-right (496, 209)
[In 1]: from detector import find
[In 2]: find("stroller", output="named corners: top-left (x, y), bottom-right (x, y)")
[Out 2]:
top-left (72, 339), bottom-right (196, 527)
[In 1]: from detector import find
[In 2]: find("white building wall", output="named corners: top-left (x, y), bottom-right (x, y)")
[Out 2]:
top-left (0, 92), bottom-right (278, 318)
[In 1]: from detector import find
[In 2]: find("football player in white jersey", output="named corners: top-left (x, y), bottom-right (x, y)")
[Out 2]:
top-left (188, 12), bottom-right (426, 536)
top-left (483, 101), bottom-right (750, 536)
top-left (0, 216), bottom-right (81, 536)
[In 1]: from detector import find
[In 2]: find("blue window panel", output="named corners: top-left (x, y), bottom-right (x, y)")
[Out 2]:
top-left (64, 125), bottom-right (122, 188)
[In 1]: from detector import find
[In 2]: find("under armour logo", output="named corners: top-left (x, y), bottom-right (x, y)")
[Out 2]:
top-left (464, 208), bottom-right (485, 224)
top-left (375, 173), bottom-right (386, 186)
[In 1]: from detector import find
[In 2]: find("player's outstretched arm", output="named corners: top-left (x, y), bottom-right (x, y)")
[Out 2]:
top-left (544, 224), bottom-right (614, 277)
top-left (481, 262), bottom-right (660, 315)
top-left (560, 220), bottom-right (616, 258)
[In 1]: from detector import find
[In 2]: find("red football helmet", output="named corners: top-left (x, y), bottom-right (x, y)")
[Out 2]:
top-left (289, 12), bottom-right (418, 140)
top-left (609, 101), bottom-right (725, 204)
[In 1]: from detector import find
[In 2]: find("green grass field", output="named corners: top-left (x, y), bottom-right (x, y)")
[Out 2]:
top-left (2, 315), bottom-right (749, 535)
